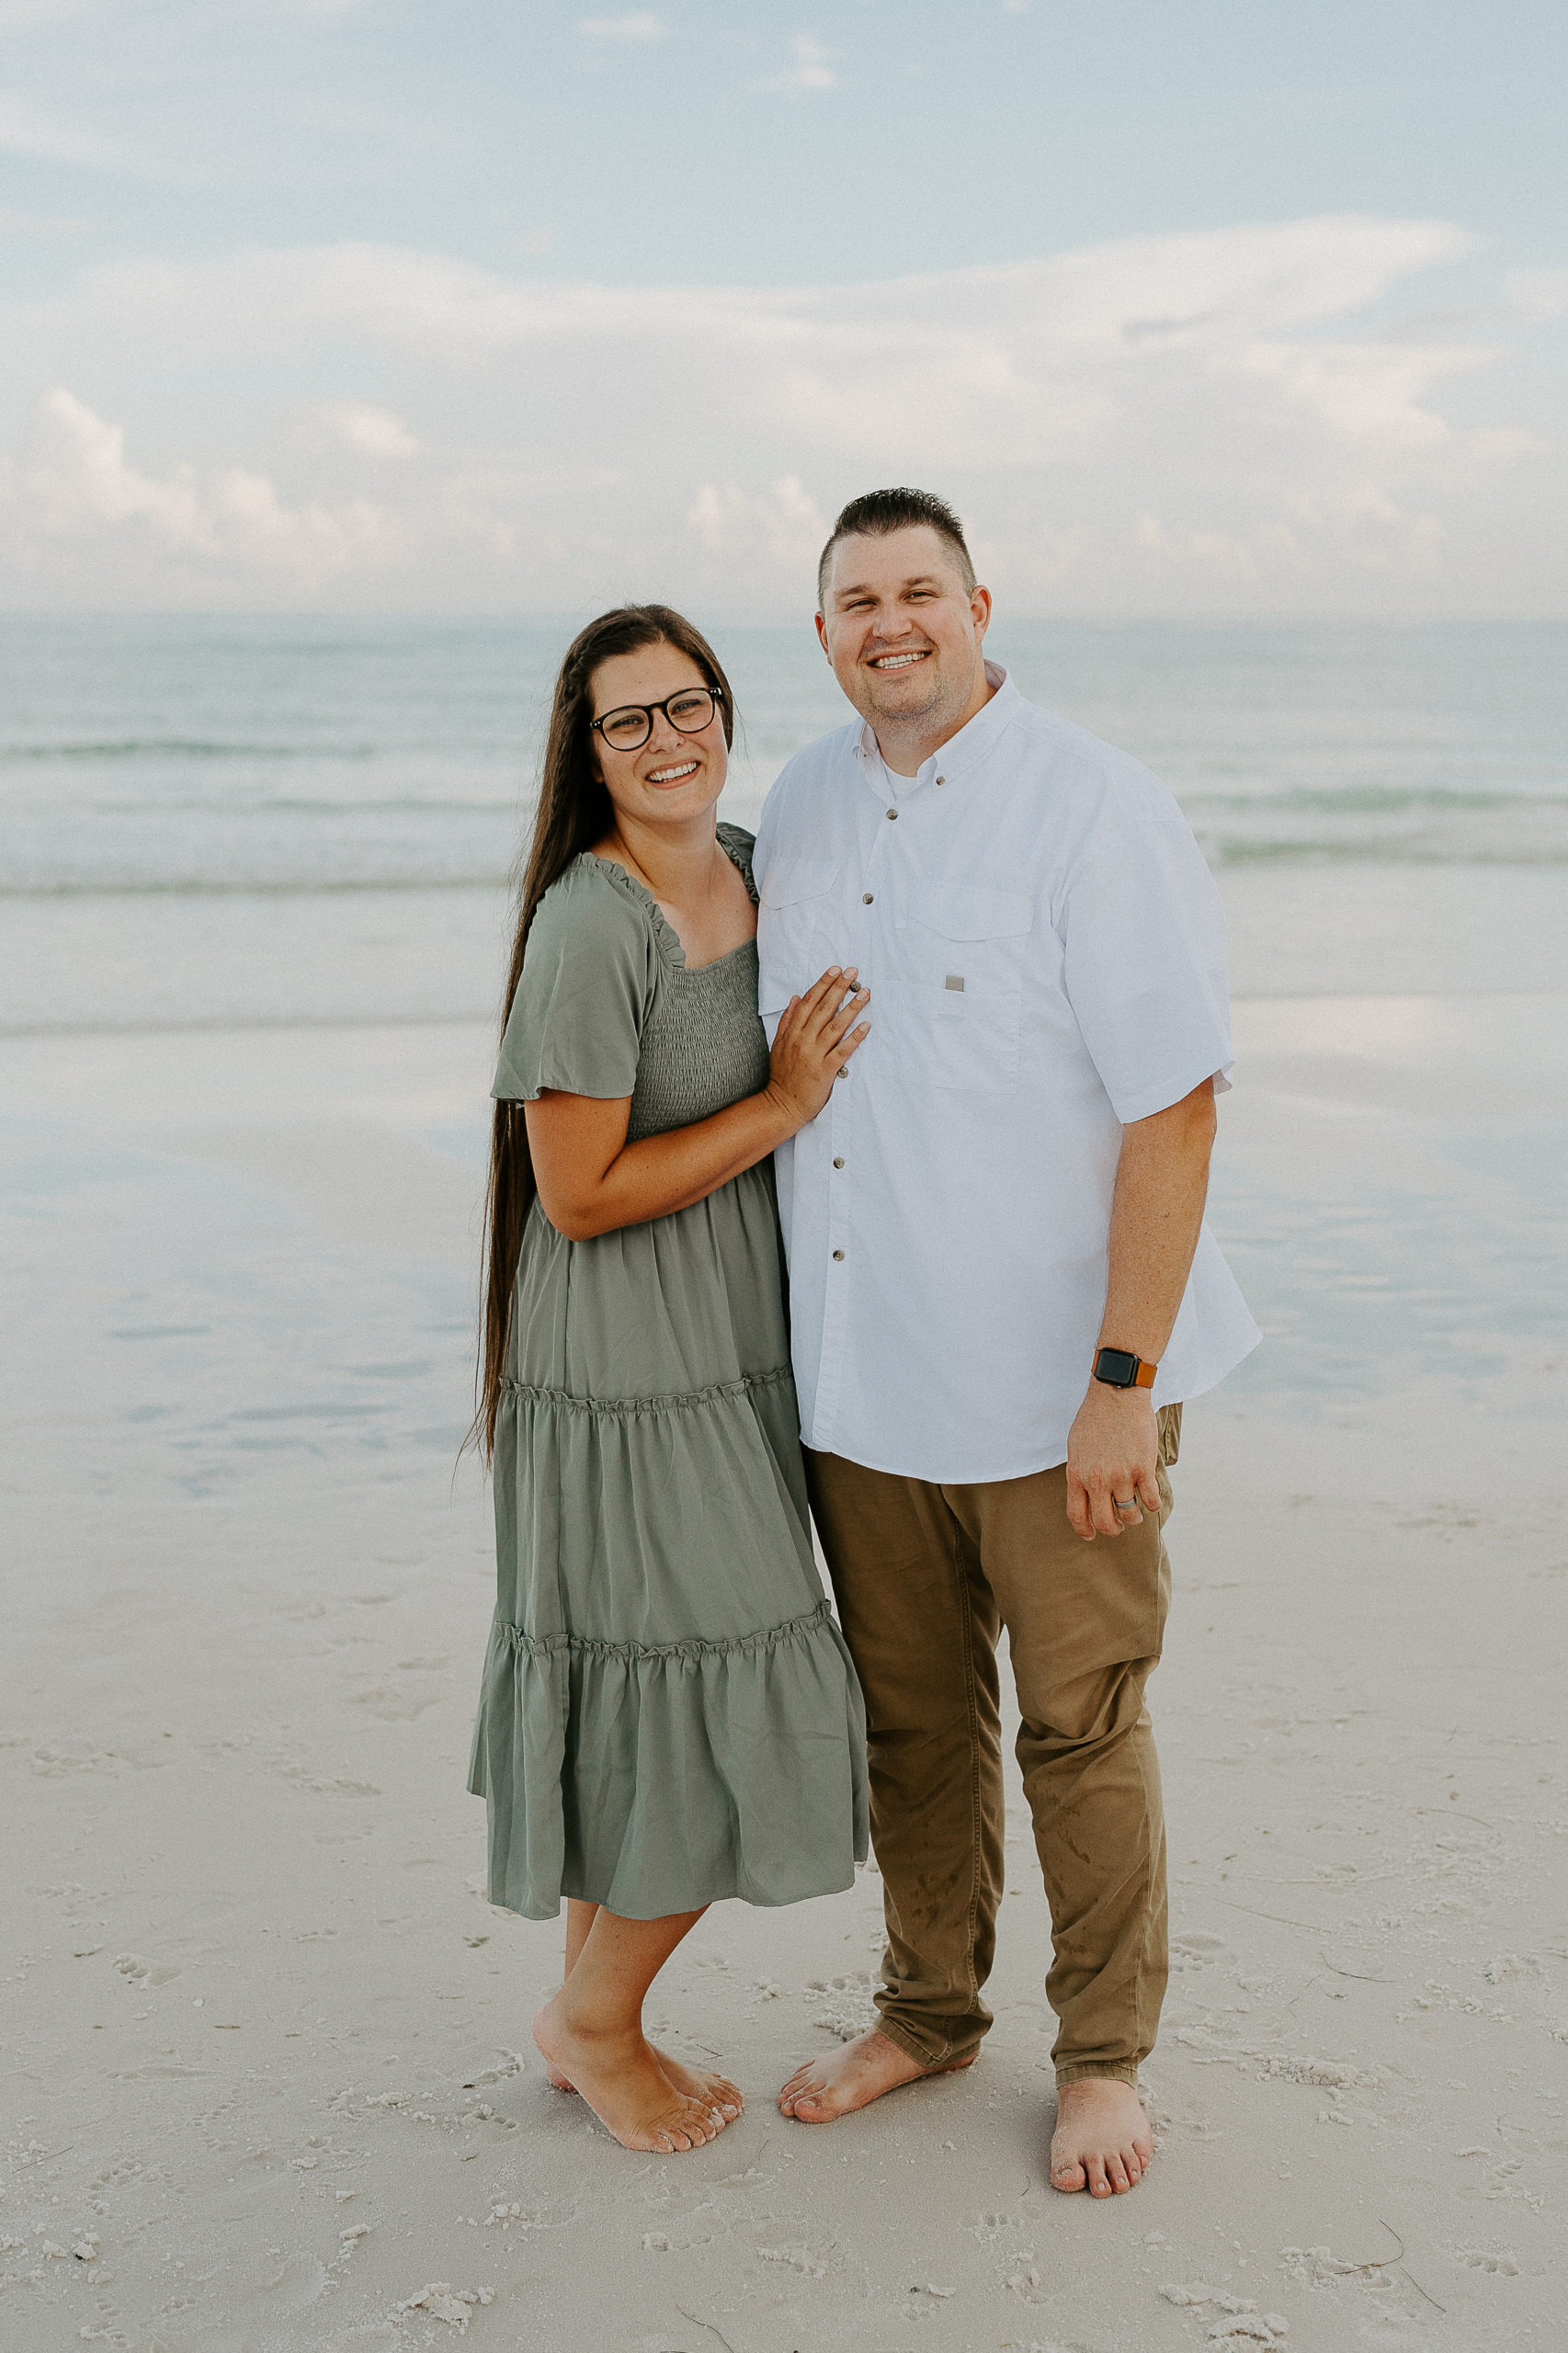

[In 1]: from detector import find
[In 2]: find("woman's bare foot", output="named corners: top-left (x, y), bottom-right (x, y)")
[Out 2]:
top-left (777, 2028), bottom-right (975, 2122)
top-left (545, 2046), bottom-right (743, 2119)
top-left (532, 1998), bottom-right (728, 2153)
top-left (1049, 2077), bottom-right (1153, 2195)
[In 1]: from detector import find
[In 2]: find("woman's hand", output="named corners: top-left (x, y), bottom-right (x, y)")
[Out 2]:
top-left (525, 966), bottom-right (869, 1241)
top-left (766, 966), bottom-right (870, 1132)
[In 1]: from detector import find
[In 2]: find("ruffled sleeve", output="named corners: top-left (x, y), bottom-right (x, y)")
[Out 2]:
top-left (493, 860), bottom-right (654, 1104)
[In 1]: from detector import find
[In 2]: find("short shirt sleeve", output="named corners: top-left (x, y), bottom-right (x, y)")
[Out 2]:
top-left (492, 862), bottom-right (652, 1105)
top-left (1061, 808), bottom-right (1234, 1126)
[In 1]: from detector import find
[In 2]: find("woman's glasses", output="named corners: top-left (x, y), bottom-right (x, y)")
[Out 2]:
top-left (590, 688), bottom-right (719, 753)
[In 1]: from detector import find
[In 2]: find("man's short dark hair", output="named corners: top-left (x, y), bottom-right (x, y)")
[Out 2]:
top-left (817, 487), bottom-right (976, 610)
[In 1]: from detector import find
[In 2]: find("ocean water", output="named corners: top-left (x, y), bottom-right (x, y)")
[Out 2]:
top-left (2, 614), bottom-right (1564, 1479)
top-left (3, 614), bottom-right (1567, 1033)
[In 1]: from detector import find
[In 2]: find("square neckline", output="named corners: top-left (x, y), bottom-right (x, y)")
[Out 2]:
top-left (584, 824), bottom-right (758, 975)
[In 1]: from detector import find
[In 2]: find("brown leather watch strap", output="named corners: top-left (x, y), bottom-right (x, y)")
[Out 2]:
top-left (1132, 1358), bottom-right (1156, 1389)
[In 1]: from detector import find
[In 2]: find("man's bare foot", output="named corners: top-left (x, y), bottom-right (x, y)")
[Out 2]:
top-left (777, 2028), bottom-right (974, 2123)
top-left (544, 2046), bottom-right (743, 2120)
top-left (532, 1999), bottom-right (728, 2153)
top-left (1049, 2077), bottom-right (1153, 2196)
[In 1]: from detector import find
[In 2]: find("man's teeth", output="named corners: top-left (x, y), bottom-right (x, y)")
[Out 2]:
top-left (648, 760), bottom-right (699, 781)
top-left (870, 652), bottom-right (927, 669)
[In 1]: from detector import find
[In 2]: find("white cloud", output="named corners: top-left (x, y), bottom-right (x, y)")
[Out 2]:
top-left (0, 88), bottom-right (134, 169)
top-left (0, 387), bottom-right (401, 595)
top-left (1, 217), bottom-right (1561, 614)
top-left (686, 474), bottom-right (827, 591)
top-left (576, 12), bottom-right (665, 40)
top-left (758, 33), bottom-right (837, 95)
top-left (299, 400), bottom-right (418, 458)
top-left (0, 203), bottom-right (93, 234)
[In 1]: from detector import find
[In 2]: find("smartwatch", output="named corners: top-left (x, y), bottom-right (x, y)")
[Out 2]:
top-left (1093, 1347), bottom-right (1157, 1391)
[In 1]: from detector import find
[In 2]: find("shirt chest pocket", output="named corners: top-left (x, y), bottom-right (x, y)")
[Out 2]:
top-left (756, 858), bottom-right (842, 1016)
top-left (894, 884), bottom-right (1033, 1094)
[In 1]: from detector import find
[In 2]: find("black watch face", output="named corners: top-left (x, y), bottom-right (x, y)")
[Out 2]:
top-left (1096, 1347), bottom-right (1139, 1387)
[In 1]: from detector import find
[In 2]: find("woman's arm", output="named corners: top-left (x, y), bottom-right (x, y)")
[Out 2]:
top-left (526, 966), bottom-right (869, 1242)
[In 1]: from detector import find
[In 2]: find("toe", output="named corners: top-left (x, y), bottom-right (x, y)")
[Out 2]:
top-left (1050, 2157), bottom-right (1086, 2192)
top-left (1106, 2153), bottom-right (1131, 2193)
top-left (1085, 2154), bottom-right (1111, 2197)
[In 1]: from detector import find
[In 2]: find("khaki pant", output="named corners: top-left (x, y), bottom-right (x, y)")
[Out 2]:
top-left (804, 1405), bottom-right (1178, 2087)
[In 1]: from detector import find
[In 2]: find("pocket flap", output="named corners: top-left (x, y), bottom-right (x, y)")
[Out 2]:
top-left (915, 884), bottom-right (1032, 941)
top-left (759, 858), bottom-right (838, 909)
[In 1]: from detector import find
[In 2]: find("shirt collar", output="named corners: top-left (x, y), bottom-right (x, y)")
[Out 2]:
top-left (854, 661), bottom-right (1017, 790)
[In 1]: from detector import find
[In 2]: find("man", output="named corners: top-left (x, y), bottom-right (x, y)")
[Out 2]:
top-left (752, 487), bottom-right (1260, 2197)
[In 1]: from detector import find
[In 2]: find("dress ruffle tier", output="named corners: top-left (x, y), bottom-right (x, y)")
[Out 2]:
top-left (469, 1353), bottom-right (869, 1922)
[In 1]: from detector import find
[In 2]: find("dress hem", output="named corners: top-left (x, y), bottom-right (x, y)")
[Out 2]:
top-left (469, 1854), bottom-right (863, 1926)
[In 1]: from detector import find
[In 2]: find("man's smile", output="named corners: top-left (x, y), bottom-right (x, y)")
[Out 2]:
top-left (866, 649), bottom-right (932, 672)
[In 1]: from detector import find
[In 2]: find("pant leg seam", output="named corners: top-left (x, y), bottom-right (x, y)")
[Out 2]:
top-left (951, 1499), bottom-right (986, 2046)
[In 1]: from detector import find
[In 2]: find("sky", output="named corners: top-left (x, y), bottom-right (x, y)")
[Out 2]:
top-left (1, 0), bottom-right (1564, 617)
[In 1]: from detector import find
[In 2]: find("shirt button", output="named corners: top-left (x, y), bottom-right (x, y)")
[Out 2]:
top-left (886, 808), bottom-right (897, 819)
top-left (833, 1156), bottom-right (845, 1169)
top-left (832, 1249), bottom-right (845, 1261)
top-left (936, 774), bottom-right (945, 785)
top-left (862, 892), bottom-right (873, 904)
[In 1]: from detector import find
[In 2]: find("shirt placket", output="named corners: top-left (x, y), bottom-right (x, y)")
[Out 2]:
top-left (810, 745), bottom-right (902, 1449)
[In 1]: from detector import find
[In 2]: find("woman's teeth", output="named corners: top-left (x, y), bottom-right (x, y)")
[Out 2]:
top-left (647, 760), bottom-right (699, 783)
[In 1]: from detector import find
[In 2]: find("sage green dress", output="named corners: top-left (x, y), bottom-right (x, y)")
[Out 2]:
top-left (468, 825), bottom-right (869, 1921)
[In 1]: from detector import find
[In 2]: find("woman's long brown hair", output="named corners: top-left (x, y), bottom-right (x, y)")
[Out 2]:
top-left (471, 604), bottom-right (737, 1461)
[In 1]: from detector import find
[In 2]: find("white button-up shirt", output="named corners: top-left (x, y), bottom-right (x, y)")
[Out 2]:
top-left (753, 664), bottom-right (1261, 1483)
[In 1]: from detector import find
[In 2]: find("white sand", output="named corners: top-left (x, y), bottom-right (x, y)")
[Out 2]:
top-left (4, 995), bottom-right (1566, 2352)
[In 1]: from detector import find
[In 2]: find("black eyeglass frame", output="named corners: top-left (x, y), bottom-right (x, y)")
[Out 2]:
top-left (588, 688), bottom-right (722, 753)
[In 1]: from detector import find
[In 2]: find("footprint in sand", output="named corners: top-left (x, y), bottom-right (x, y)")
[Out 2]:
top-left (114, 1953), bottom-right (180, 1987)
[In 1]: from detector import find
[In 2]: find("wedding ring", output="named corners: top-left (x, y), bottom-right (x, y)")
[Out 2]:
top-left (1113, 1497), bottom-right (1138, 1512)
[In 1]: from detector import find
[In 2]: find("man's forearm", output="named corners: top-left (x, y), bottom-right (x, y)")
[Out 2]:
top-left (1096, 1080), bottom-right (1218, 1363)
top-left (1065, 1079), bottom-right (1218, 1540)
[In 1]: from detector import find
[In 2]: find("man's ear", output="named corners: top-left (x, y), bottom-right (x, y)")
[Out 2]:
top-left (970, 585), bottom-right (993, 642)
top-left (814, 610), bottom-right (831, 659)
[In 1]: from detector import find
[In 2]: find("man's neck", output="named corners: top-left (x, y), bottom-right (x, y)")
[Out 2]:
top-left (870, 658), bottom-right (997, 779)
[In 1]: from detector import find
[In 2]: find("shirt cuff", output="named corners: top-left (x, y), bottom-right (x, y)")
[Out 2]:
top-left (1111, 1058), bottom-right (1233, 1125)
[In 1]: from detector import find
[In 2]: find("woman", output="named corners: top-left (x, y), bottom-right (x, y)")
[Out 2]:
top-left (469, 605), bottom-right (871, 2156)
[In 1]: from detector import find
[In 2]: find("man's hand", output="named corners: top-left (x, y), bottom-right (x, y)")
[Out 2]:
top-left (1065, 1383), bottom-right (1161, 1541)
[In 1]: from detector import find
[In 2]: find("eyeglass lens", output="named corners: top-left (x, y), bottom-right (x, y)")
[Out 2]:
top-left (597, 689), bottom-right (715, 750)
